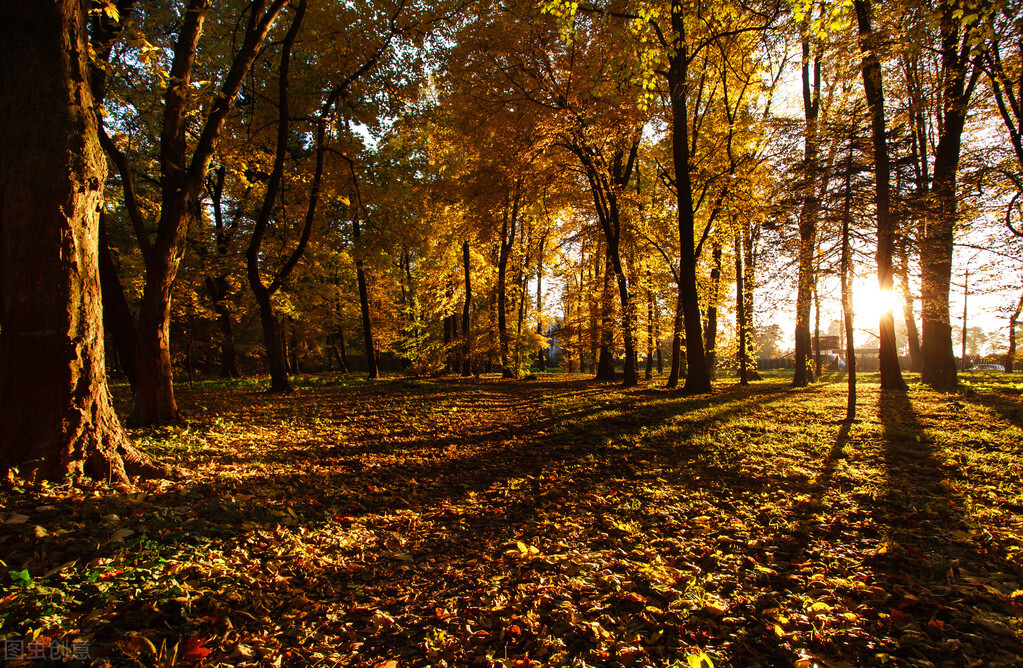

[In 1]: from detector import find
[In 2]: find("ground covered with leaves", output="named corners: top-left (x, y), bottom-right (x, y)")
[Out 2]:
top-left (2, 371), bottom-right (1022, 667)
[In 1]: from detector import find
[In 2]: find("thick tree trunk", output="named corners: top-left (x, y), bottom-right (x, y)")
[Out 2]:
top-left (133, 268), bottom-right (183, 424)
top-left (667, 18), bottom-right (711, 394)
top-left (0, 0), bottom-right (167, 482)
top-left (919, 3), bottom-right (979, 390)
top-left (251, 286), bottom-right (291, 392)
top-left (854, 0), bottom-right (907, 391)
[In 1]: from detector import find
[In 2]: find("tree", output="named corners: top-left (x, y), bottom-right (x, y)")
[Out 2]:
top-left (853, 0), bottom-right (908, 390)
top-left (0, 0), bottom-right (165, 482)
top-left (100, 0), bottom-right (290, 423)
top-left (1007, 293), bottom-right (1023, 372)
top-left (244, 0), bottom-right (311, 392)
top-left (918, 0), bottom-right (984, 390)
top-left (793, 8), bottom-right (822, 388)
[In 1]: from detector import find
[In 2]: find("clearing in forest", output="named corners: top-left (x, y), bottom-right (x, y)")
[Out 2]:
top-left (1, 372), bottom-right (1022, 667)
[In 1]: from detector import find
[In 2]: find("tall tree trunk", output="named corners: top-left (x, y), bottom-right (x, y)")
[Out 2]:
top-left (612, 261), bottom-right (638, 386)
top-left (206, 277), bottom-right (239, 378)
top-left (244, 1), bottom-right (308, 393)
top-left (355, 250), bottom-right (378, 379)
top-left (98, 213), bottom-right (138, 387)
top-left (794, 27), bottom-right (821, 388)
top-left (655, 296), bottom-right (663, 374)
top-left (741, 224), bottom-right (762, 381)
top-left (646, 287), bottom-right (655, 380)
top-left (205, 165), bottom-right (241, 379)
top-left (497, 207), bottom-right (516, 378)
top-left (919, 1), bottom-right (980, 390)
top-left (329, 328), bottom-right (350, 374)
top-left (667, 6), bottom-right (711, 394)
top-left (813, 285), bottom-right (822, 377)
top-left (854, 0), bottom-right (908, 391)
top-left (841, 143), bottom-right (857, 421)
top-left (574, 143), bottom-right (640, 387)
top-left (461, 240), bottom-right (472, 377)
top-left (0, 0), bottom-right (166, 482)
top-left (251, 285), bottom-right (291, 391)
top-left (536, 236), bottom-right (547, 372)
top-left (896, 241), bottom-right (922, 372)
top-left (666, 294), bottom-right (684, 388)
top-left (1007, 293), bottom-right (1022, 373)
top-left (704, 242), bottom-right (722, 379)
top-left (960, 268), bottom-right (969, 370)
top-left (596, 251), bottom-right (616, 381)
top-left (735, 234), bottom-right (750, 385)
top-left (133, 264), bottom-right (184, 422)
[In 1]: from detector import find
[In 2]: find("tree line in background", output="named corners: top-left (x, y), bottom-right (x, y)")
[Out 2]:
top-left (2, 0), bottom-right (1022, 481)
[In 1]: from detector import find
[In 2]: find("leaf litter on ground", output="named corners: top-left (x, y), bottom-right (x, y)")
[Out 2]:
top-left (1, 370), bottom-right (1021, 667)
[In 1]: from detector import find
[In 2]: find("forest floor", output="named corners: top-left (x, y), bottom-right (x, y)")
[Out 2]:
top-left (2, 371), bottom-right (1023, 668)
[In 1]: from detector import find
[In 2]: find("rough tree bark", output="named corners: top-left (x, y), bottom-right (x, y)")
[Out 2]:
top-left (0, 0), bottom-right (167, 482)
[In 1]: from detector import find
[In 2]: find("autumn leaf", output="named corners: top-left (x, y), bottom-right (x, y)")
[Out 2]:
top-left (688, 651), bottom-right (714, 668)
top-left (180, 636), bottom-right (211, 660)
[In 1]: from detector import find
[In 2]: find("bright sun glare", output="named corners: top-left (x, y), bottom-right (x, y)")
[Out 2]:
top-left (850, 279), bottom-right (899, 333)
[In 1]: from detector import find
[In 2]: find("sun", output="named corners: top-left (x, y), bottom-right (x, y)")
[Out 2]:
top-left (850, 278), bottom-right (899, 329)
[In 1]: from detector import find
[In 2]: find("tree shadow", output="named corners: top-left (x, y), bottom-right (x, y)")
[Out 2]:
top-left (957, 385), bottom-right (1023, 432)
top-left (727, 387), bottom-right (1023, 666)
